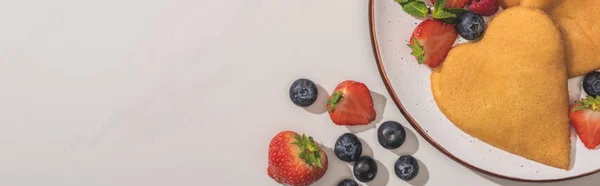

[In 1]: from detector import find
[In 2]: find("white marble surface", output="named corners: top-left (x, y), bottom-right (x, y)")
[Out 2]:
top-left (0, 0), bottom-right (598, 185)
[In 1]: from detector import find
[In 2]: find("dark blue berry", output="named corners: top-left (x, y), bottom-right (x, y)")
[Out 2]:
top-left (456, 12), bottom-right (485, 40)
top-left (289, 78), bottom-right (318, 107)
top-left (583, 71), bottom-right (600, 97)
top-left (334, 133), bottom-right (363, 162)
top-left (337, 179), bottom-right (358, 186)
top-left (377, 121), bottom-right (406, 149)
top-left (353, 156), bottom-right (377, 182)
top-left (394, 155), bottom-right (419, 181)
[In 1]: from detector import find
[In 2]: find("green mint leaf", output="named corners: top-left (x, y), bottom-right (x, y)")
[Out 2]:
top-left (432, 0), bottom-right (456, 20)
top-left (439, 17), bottom-right (457, 24)
top-left (402, 1), bottom-right (429, 18)
top-left (432, 0), bottom-right (468, 23)
top-left (433, 9), bottom-right (456, 19)
top-left (447, 8), bottom-right (468, 16)
top-left (434, 0), bottom-right (446, 12)
top-left (438, 8), bottom-right (467, 23)
top-left (394, 0), bottom-right (410, 4)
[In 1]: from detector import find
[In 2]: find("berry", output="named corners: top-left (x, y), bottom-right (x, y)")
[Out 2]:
top-left (570, 96), bottom-right (600, 149)
top-left (327, 80), bottom-right (376, 125)
top-left (431, 0), bottom-right (471, 8)
top-left (353, 156), bottom-right (378, 182)
top-left (455, 11), bottom-right (486, 40)
top-left (408, 19), bottom-right (459, 68)
top-left (469, 0), bottom-right (499, 16)
top-left (377, 121), bottom-right (407, 149)
top-left (334, 133), bottom-right (363, 162)
top-left (394, 155), bottom-right (420, 181)
top-left (337, 179), bottom-right (359, 186)
top-left (583, 71), bottom-right (600, 97)
top-left (289, 78), bottom-right (318, 107)
top-left (267, 131), bottom-right (328, 185)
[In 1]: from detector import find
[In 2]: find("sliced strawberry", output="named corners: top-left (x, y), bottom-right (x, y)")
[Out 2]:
top-left (432, 0), bottom-right (471, 8)
top-left (326, 80), bottom-right (376, 126)
top-left (408, 19), bottom-right (458, 69)
top-left (570, 96), bottom-right (600, 149)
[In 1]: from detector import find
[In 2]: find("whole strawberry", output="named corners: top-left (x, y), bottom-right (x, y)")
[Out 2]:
top-left (571, 96), bottom-right (600, 149)
top-left (469, 0), bottom-right (499, 16)
top-left (327, 80), bottom-right (376, 125)
top-left (268, 131), bottom-right (328, 186)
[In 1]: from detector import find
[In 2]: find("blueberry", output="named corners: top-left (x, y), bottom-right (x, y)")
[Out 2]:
top-left (289, 78), bottom-right (318, 107)
top-left (456, 11), bottom-right (485, 40)
top-left (353, 156), bottom-right (378, 182)
top-left (583, 71), bottom-right (600, 97)
top-left (334, 133), bottom-right (363, 162)
top-left (394, 155), bottom-right (419, 181)
top-left (337, 179), bottom-right (358, 186)
top-left (377, 121), bottom-right (406, 149)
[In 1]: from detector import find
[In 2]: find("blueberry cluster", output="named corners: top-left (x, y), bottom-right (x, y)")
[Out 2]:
top-left (334, 121), bottom-right (420, 185)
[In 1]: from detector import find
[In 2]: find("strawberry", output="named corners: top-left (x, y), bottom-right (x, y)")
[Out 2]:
top-left (267, 131), bottom-right (328, 186)
top-left (431, 0), bottom-right (471, 8)
top-left (570, 96), bottom-right (600, 149)
top-left (469, 0), bottom-right (499, 16)
top-left (408, 19), bottom-right (458, 69)
top-left (326, 80), bottom-right (376, 125)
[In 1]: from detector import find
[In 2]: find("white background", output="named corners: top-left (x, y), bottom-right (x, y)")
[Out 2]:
top-left (0, 0), bottom-right (597, 185)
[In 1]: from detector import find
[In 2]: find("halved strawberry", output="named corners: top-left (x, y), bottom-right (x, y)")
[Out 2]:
top-left (408, 19), bottom-right (458, 69)
top-left (431, 0), bottom-right (471, 8)
top-left (326, 80), bottom-right (376, 126)
top-left (570, 96), bottom-right (600, 149)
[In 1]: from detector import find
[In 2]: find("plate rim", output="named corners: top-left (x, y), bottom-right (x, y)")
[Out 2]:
top-left (367, 0), bottom-right (600, 182)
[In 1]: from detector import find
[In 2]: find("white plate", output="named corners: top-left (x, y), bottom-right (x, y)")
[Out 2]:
top-left (368, 0), bottom-right (600, 181)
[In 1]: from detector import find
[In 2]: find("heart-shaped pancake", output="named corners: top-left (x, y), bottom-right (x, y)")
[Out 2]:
top-left (431, 7), bottom-right (571, 169)
top-left (499, 0), bottom-right (600, 77)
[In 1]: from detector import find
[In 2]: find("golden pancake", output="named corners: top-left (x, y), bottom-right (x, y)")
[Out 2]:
top-left (500, 0), bottom-right (600, 77)
top-left (431, 7), bottom-right (571, 169)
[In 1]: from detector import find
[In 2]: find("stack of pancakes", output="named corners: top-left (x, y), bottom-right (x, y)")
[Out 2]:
top-left (431, 0), bottom-right (599, 170)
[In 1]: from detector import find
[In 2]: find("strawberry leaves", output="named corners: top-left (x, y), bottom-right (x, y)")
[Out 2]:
top-left (395, 0), bottom-right (429, 18)
top-left (327, 91), bottom-right (343, 112)
top-left (292, 134), bottom-right (323, 168)
top-left (407, 37), bottom-right (425, 64)
top-left (574, 96), bottom-right (600, 112)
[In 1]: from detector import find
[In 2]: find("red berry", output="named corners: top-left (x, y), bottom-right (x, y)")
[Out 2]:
top-left (408, 19), bottom-right (458, 69)
top-left (267, 131), bottom-right (328, 186)
top-left (469, 0), bottom-right (499, 16)
top-left (570, 96), bottom-right (600, 149)
top-left (327, 80), bottom-right (376, 126)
